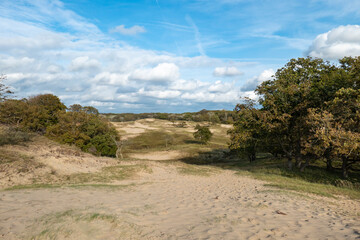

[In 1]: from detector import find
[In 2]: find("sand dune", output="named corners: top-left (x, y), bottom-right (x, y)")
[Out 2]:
top-left (1, 163), bottom-right (359, 239)
top-left (0, 120), bottom-right (359, 239)
top-left (129, 150), bottom-right (184, 161)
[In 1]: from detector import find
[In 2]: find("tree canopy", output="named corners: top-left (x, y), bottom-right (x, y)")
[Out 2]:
top-left (230, 56), bottom-right (360, 178)
top-left (0, 93), bottom-right (119, 157)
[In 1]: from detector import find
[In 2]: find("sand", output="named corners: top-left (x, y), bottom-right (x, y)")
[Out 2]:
top-left (0, 136), bottom-right (118, 188)
top-left (112, 120), bottom-right (158, 140)
top-left (129, 150), bottom-right (184, 161)
top-left (1, 162), bottom-right (360, 239)
top-left (0, 120), bottom-right (359, 239)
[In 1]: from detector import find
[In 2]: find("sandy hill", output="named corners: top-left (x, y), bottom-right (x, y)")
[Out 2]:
top-left (0, 119), bottom-right (359, 239)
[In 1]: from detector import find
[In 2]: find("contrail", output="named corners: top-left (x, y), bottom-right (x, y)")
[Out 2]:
top-left (185, 15), bottom-right (206, 56)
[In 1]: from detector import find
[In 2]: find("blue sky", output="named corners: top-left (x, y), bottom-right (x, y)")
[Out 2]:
top-left (1, 0), bottom-right (360, 113)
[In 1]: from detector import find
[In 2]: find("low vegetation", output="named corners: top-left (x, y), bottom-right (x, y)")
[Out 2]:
top-left (0, 125), bottom-right (32, 146)
top-left (193, 124), bottom-right (213, 144)
top-left (103, 109), bottom-right (237, 124)
top-left (0, 92), bottom-right (119, 157)
top-left (124, 130), bottom-right (190, 151)
top-left (1, 57), bottom-right (360, 199)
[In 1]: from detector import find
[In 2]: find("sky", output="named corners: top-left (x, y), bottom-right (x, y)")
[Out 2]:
top-left (1, 0), bottom-right (360, 113)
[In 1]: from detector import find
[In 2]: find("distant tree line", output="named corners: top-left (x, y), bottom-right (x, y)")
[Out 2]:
top-left (103, 109), bottom-right (238, 124)
top-left (0, 90), bottom-right (119, 157)
top-left (229, 57), bottom-right (360, 178)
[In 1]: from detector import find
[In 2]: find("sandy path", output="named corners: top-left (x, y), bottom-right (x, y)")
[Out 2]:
top-left (1, 163), bottom-right (359, 239)
top-left (129, 150), bottom-right (184, 161)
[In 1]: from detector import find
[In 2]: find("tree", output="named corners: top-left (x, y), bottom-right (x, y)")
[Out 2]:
top-left (24, 94), bottom-right (66, 132)
top-left (0, 75), bottom-right (13, 102)
top-left (229, 99), bottom-right (267, 162)
top-left (193, 124), bottom-right (213, 144)
top-left (305, 88), bottom-right (360, 178)
top-left (256, 57), bottom-right (333, 169)
top-left (69, 104), bottom-right (83, 112)
top-left (0, 99), bottom-right (28, 127)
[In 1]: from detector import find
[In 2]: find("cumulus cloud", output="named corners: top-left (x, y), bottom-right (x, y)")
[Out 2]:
top-left (170, 79), bottom-right (208, 91)
top-left (208, 80), bottom-right (233, 93)
top-left (181, 90), bottom-right (240, 103)
top-left (307, 25), bottom-right (360, 60)
top-left (139, 88), bottom-right (182, 99)
top-left (92, 72), bottom-right (128, 86)
top-left (130, 63), bottom-right (180, 82)
top-left (69, 56), bottom-right (101, 72)
top-left (213, 66), bottom-right (242, 77)
top-left (111, 25), bottom-right (146, 35)
top-left (241, 69), bottom-right (274, 91)
top-left (0, 0), bottom-right (256, 112)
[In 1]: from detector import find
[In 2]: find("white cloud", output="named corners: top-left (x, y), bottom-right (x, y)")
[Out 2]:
top-left (47, 65), bottom-right (63, 74)
top-left (92, 72), bottom-right (128, 86)
top-left (0, 0), bottom-right (257, 112)
top-left (181, 90), bottom-right (240, 103)
top-left (121, 103), bottom-right (144, 109)
top-left (111, 25), bottom-right (146, 35)
top-left (170, 79), bottom-right (208, 91)
top-left (81, 85), bottom-right (118, 101)
top-left (138, 88), bottom-right (182, 99)
top-left (89, 101), bottom-right (115, 107)
top-left (208, 80), bottom-right (233, 93)
top-left (69, 56), bottom-right (101, 72)
top-left (213, 66), bottom-right (242, 77)
top-left (307, 25), bottom-right (360, 60)
top-left (130, 63), bottom-right (180, 82)
top-left (241, 69), bottom-right (274, 91)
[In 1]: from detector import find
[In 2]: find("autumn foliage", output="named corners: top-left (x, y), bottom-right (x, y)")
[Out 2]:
top-left (0, 93), bottom-right (119, 157)
top-left (229, 57), bottom-right (360, 178)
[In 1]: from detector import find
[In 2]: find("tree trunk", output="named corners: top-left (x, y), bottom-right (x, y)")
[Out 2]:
top-left (248, 153), bottom-right (256, 162)
top-left (342, 157), bottom-right (349, 179)
top-left (287, 157), bottom-right (293, 170)
top-left (295, 155), bottom-right (302, 169)
top-left (324, 148), bottom-right (333, 171)
top-left (300, 158), bottom-right (309, 172)
top-left (326, 158), bottom-right (333, 171)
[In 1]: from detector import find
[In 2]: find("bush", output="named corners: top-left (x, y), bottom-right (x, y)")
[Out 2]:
top-left (0, 92), bottom-right (120, 157)
top-left (0, 94), bottom-right (66, 133)
top-left (193, 124), bottom-right (213, 144)
top-left (0, 99), bottom-right (28, 126)
top-left (0, 126), bottom-right (31, 146)
top-left (46, 111), bottom-right (119, 157)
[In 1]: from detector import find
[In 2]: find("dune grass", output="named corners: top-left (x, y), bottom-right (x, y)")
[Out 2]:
top-left (3, 164), bottom-right (151, 191)
top-left (177, 164), bottom-right (219, 176)
top-left (124, 130), bottom-right (192, 151)
top-left (210, 157), bottom-right (360, 199)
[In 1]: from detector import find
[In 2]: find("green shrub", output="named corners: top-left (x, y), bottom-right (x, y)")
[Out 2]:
top-left (46, 111), bottom-right (119, 157)
top-left (0, 126), bottom-right (31, 146)
top-left (193, 124), bottom-right (213, 144)
top-left (0, 92), bottom-right (120, 157)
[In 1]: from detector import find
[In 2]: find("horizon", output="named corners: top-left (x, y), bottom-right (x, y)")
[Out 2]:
top-left (1, 0), bottom-right (360, 113)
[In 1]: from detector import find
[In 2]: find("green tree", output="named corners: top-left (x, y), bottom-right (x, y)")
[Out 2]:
top-left (23, 94), bottom-right (66, 132)
top-left (229, 99), bottom-right (267, 162)
top-left (0, 99), bottom-right (28, 127)
top-left (305, 88), bottom-right (360, 178)
top-left (256, 57), bottom-right (333, 169)
top-left (193, 124), bottom-right (213, 144)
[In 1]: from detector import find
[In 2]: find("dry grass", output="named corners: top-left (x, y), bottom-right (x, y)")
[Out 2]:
top-left (26, 209), bottom-right (145, 240)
